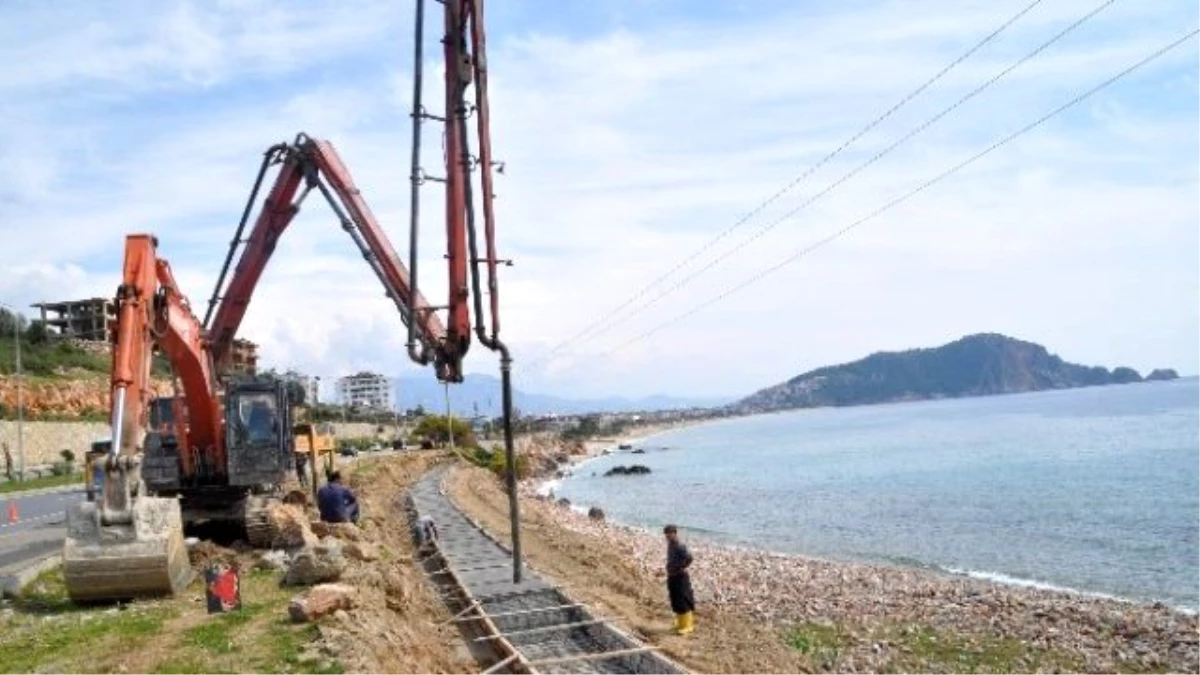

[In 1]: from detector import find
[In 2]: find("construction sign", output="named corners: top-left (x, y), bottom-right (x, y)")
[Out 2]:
top-left (204, 562), bottom-right (242, 614)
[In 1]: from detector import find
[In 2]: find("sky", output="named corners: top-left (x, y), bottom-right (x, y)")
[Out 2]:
top-left (0, 0), bottom-right (1196, 402)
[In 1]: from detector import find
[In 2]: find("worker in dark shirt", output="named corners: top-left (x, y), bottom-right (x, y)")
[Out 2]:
top-left (413, 514), bottom-right (439, 549)
top-left (664, 524), bottom-right (695, 635)
top-left (317, 471), bottom-right (360, 524)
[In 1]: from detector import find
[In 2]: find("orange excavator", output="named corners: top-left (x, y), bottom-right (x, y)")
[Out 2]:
top-left (62, 138), bottom-right (463, 602)
top-left (63, 0), bottom-right (520, 602)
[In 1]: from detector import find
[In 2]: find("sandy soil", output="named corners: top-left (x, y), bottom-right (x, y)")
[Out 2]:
top-left (315, 451), bottom-right (478, 674)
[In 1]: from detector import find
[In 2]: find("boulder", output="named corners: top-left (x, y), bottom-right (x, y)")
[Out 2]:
top-left (603, 464), bottom-right (651, 477)
top-left (256, 549), bottom-right (290, 572)
top-left (344, 542), bottom-right (379, 562)
top-left (282, 490), bottom-right (310, 506)
top-left (326, 522), bottom-right (363, 542)
top-left (288, 583), bottom-right (358, 622)
top-left (283, 538), bottom-right (347, 586)
top-left (310, 521), bottom-right (330, 537)
top-left (555, 498), bottom-right (571, 509)
top-left (266, 503), bottom-right (318, 549)
top-left (587, 507), bottom-right (606, 521)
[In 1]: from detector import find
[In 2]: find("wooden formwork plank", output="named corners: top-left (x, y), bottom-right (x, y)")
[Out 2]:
top-left (525, 646), bottom-right (659, 668)
top-left (473, 619), bottom-right (607, 642)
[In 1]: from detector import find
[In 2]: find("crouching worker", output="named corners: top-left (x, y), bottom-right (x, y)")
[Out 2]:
top-left (317, 471), bottom-right (360, 524)
top-left (664, 524), bottom-right (695, 635)
top-left (412, 514), bottom-right (439, 549)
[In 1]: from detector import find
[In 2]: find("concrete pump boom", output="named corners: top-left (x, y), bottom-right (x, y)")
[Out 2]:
top-left (204, 134), bottom-right (467, 383)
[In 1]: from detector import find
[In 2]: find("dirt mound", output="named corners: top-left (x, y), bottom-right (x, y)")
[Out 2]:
top-left (265, 502), bottom-right (318, 549)
top-left (187, 540), bottom-right (239, 571)
top-left (307, 453), bottom-right (477, 674)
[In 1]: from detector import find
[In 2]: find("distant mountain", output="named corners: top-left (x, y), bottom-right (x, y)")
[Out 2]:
top-left (733, 333), bottom-right (1178, 414)
top-left (393, 373), bottom-right (728, 417)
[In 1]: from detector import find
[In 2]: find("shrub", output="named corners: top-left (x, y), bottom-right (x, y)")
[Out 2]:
top-left (413, 415), bottom-right (476, 447)
top-left (487, 449), bottom-right (529, 481)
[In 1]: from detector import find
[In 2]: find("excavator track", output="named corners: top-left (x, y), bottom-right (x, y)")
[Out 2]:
top-left (62, 496), bottom-right (192, 603)
top-left (243, 495), bottom-right (275, 549)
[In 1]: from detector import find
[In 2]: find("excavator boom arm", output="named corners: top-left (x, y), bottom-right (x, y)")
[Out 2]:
top-left (65, 234), bottom-right (216, 604)
top-left (206, 135), bottom-right (464, 381)
top-left (109, 235), bottom-right (222, 475)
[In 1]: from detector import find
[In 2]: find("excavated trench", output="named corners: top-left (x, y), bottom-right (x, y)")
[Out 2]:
top-left (408, 467), bottom-right (686, 674)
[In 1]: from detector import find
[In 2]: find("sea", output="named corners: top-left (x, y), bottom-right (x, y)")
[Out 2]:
top-left (549, 378), bottom-right (1200, 612)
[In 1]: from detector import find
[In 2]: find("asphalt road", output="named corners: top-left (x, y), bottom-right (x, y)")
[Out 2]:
top-left (0, 451), bottom-right (397, 581)
top-left (0, 488), bottom-right (81, 579)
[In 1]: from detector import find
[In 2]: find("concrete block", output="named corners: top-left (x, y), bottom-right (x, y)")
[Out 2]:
top-left (1, 554), bottom-right (62, 599)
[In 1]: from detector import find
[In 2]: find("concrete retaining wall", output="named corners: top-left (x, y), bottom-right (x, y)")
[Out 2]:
top-left (0, 419), bottom-right (405, 470)
top-left (0, 420), bottom-right (109, 467)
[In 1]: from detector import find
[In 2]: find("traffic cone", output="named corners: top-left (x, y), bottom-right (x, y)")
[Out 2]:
top-left (6, 499), bottom-right (16, 524)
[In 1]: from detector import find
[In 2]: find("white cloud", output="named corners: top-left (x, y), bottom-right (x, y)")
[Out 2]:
top-left (0, 0), bottom-right (1195, 403)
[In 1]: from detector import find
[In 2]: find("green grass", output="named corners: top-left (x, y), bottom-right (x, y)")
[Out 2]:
top-left (0, 471), bottom-right (82, 495)
top-left (0, 568), bottom-right (176, 673)
top-left (0, 339), bottom-right (109, 378)
top-left (783, 620), bottom-right (1093, 674)
top-left (161, 570), bottom-right (342, 675)
top-left (0, 566), bottom-right (339, 674)
top-left (183, 602), bottom-right (266, 654)
top-left (786, 621), bottom-right (851, 671)
top-left (882, 623), bottom-right (1085, 674)
top-left (253, 621), bottom-right (344, 674)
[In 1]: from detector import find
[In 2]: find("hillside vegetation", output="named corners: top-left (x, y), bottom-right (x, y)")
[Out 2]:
top-left (0, 308), bottom-right (175, 420)
top-left (735, 333), bottom-right (1179, 413)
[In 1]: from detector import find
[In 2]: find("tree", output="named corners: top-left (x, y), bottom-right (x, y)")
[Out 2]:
top-left (0, 308), bottom-right (22, 337)
top-left (255, 368), bottom-right (306, 406)
top-left (24, 320), bottom-right (49, 345)
top-left (560, 414), bottom-right (601, 441)
top-left (414, 415), bottom-right (476, 447)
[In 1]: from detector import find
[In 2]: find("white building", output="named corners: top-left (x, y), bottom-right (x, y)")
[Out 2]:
top-left (337, 371), bottom-right (393, 410)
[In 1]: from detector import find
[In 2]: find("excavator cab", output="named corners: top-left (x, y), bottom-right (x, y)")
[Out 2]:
top-left (225, 379), bottom-right (293, 487)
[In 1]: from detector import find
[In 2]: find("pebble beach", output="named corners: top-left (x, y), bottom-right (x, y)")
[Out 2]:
top-left (517, 427), bottom-right (1200, 673)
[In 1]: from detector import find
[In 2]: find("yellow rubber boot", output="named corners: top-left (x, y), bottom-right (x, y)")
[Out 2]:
top-left (672, 614), bottom-right (685, 634)
top-left (678, 611), bottom-right (695, 635)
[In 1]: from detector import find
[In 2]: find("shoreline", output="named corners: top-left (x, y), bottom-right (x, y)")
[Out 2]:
top-left (453, 460), bottom-right (1200, 673)
top-left (525, 425), bottom-right (1199, 619)
top-left (535, 488), bottom-right (1199, 618)
top-left (528, 418), bottom-right (705, 499)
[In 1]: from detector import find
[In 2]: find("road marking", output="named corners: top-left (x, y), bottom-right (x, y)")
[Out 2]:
top-left (0, 513), bottom-right (62, 532)
top-left (0, 484), bottom-right (83, 500)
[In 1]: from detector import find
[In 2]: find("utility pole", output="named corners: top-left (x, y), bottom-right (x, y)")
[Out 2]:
top-left (15, 317), bottom-right (21, 481)
top-left (444, 382), bottom-right (455, 453)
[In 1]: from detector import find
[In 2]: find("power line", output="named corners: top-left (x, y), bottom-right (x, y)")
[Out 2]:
top-left (527, 0), bottom-right (1048, 369)
top-left (590, 27), bottom-right (1198, 361)
top-left (536, 0), bottom-right (1118, 368)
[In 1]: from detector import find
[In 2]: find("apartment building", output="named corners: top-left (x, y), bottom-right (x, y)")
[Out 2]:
top-left (336, 371), bottom-right (393, 410)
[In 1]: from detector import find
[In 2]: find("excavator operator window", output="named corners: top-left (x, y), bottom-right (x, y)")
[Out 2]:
top-left (237, 393), bottom-right (280, 446)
